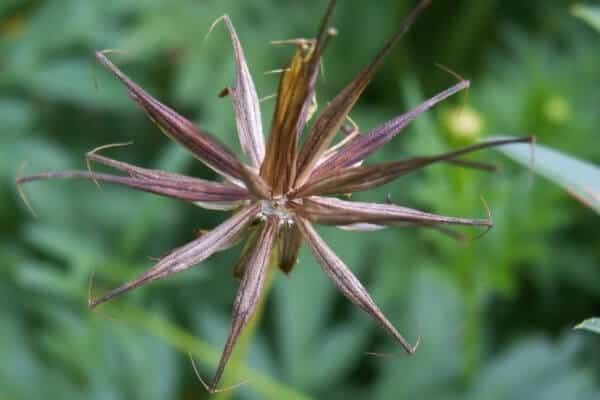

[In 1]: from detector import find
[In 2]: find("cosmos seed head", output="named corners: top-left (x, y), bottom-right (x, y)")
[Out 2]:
top-left (16, 0), bottom-right (534, 394)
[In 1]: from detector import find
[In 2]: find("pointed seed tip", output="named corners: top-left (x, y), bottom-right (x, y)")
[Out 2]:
top-left (205, 15), bottom-right (230, 45)
top-left (16, 162), bottom-right (39, 219)
top-left (410, 336), bottom-right (422, 354)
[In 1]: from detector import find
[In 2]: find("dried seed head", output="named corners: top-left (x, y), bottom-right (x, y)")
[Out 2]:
top-left (16, 0), bottom-right (535, 393)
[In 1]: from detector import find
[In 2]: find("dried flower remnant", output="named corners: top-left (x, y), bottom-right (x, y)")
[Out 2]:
top-left (17, 0), bottom-right (533, 393)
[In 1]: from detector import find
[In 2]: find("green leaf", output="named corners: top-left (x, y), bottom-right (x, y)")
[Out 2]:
top-left (466, 336), bottom-right (598, 400)
top-left (116, 303), bottom-right (314, 400)
top-left (372, 267), bottom-right (464, 400)
top-left (572, 4), bottom-right (600, 32)
top-left (25, 58), bottom-right (135, 110)
top-left (493, 136), bottom-right (600, 213)
top-left (575, 318), bottom-right (600, 334)
top-left (0, 97), bottom-right (33, 133)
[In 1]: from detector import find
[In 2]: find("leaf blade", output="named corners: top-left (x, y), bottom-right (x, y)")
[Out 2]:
top-left (572, 4), bottom-right (600, 32)
top-left (494, 136), bottom-right (600, 213)
top-left (575, 318), bottom-right (600, 334)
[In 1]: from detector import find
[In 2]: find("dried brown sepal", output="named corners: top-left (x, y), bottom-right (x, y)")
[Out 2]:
top-left (295, 216), bottom-right (417, 354)
top-left (295, 0), bottom-right (431, 187)
top-left (88, 203), bottom-right (260, 309)
top-left (293, 197), bottom-right (492, 228)
top-left (214, 15), bottom-right (266, 168)
top-left (277, 224), bottom-right (303, 274)
top-left (209, 217), bottom-right (279, 393)
top-left (95, 51), bottom-right (248, 183)
top-left (311, 79), bottom-right (469, 178)
top-left (260, 0), bottom-right (337, 194)
top-left (293, 137), bottom-right (533, 197)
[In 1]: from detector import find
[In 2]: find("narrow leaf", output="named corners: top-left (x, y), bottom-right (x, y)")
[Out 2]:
top-left (572, 4), bottom-right (600, 32)
top-left (210, 217), bottom-right (278, 392)
top-left (118, 304), bottom-right (314, 400)
top-left (494, 136), bottom-right (600, 213)
top-left (295, 217), bottom-right (417, 354)
top-left (89, 203), bottom-right (261, 308)
top-left (575, 318), bottom-right (600, 334)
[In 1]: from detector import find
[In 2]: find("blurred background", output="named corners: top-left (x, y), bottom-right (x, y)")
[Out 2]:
top-left (2, 0), bottom-right (599, 399)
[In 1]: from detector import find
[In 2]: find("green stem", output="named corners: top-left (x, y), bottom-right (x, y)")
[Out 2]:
top-left (111, 297), bottom-right (312, 400)
top-left (81, 254), bottom-right (310, 400)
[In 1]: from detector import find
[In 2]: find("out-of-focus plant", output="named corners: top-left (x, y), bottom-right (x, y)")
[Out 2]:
top-left (572, 4), bottom-right (600, 32)
top-left (494, 138), bottom-right (600, 214)
top-left (576, 318), bottom-right (600, 335)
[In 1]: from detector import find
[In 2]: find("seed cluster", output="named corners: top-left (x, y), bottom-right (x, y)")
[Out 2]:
top-left (17, 0), bottom-right (532, 393)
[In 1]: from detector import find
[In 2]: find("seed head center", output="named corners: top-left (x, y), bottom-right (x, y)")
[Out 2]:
top-left (259, 196), bottom-right (294, 225)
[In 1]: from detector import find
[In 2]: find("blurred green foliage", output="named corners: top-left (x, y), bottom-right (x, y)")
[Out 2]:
top-left (2, 0), bottom-right (599, 399)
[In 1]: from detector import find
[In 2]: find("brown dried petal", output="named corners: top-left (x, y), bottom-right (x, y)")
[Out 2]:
top-left (294, 137), bottom-right (532, 197)
top-left (218, 16), bottom-right (265, 168)
top-left (295, 216), bottom-right (417, 354)
top-left (294, 197), bottom-right (492, 228)
top-left (295, 0), bottom-right (430, 186)
top-left (210, 217), bottom-right (278, 392)
top-left (311, 80), bottom-right (469, 178)
top-left (95, 51), bottom-right (247, 183)
top-left (88, 203), bottom-right (261, 308)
